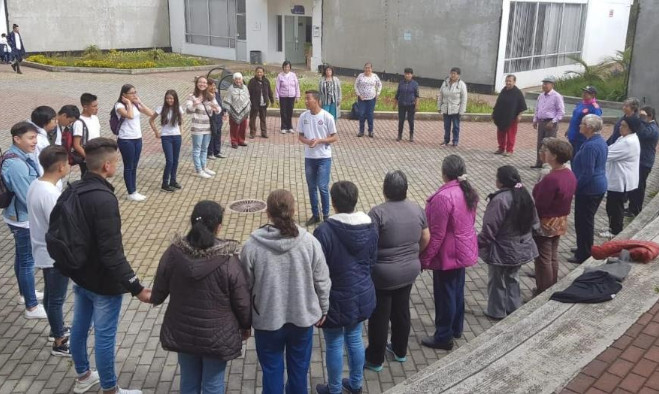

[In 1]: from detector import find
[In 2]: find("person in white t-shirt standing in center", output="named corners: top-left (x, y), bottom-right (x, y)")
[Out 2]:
top-left (72, 93), bottom-right (102, 176)
top-left (298, 90), bottom-right (339, 226)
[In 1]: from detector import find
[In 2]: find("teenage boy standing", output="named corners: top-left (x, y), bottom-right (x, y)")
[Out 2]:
top-left (72, 93), bottom-right (102, 175)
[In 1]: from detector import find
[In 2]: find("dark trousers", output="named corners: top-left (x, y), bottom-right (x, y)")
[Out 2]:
top-left (629, 166), bottom-right (652, 215)
top-left (397, 105), bottom-right (415, 138)
top-left (534, 235), bottom-right (560, 293)
top-left (443, 114), bottom-right (461, 145)
top-left (255, 324), bottom-right (313, 394)
top-left (574, 193), bottom-right (604, 262)
top-left (207, 119), bottom-right (222, 156)
top-left (432, 268), bottom-right (465, 343)
top-left (43, 267), bottom-right (70, 339)
top-left (535, 121), bottom-right (558, 166)
top-left (279, 97), bottom-right (295, 131)
top-left (250, 105), bottom-right (268, 136)
top-left (117, 138), bottom-right (142, 194)
top-left (606, 190), bottom-right (627, 235)
top-left (365, 284), bottom-right (413, 365)
top-left (358, 98), bottom-right (376, 134)
top-left (161, 135), bottom-right (181, 186)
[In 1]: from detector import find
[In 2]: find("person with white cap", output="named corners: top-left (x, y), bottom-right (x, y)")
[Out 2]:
top-left (532, 76), bottom-right (565, 168)
top-left (222, 72), bottom-right (251, 149)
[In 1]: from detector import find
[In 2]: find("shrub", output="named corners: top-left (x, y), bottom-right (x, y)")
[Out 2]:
top-left (27, 48), bottom-right (212, 69)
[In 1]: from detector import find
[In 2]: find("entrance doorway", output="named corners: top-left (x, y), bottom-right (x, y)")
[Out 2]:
top-left (284, 16), bottom-right (311, 65)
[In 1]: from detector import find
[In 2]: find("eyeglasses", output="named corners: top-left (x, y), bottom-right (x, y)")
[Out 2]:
top-left (127, 90), bottom-right (137, 94)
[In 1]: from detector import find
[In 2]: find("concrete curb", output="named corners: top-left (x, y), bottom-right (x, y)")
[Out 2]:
top-left (387, 194), bottom-right (659, 394)
top-left (526, 91), bottom-right (623, 110)
top-left (21, 61), bottom-right (220, 75)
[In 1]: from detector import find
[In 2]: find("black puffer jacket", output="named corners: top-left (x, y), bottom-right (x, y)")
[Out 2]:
top-left (151, 235), bottom-right (252, 360)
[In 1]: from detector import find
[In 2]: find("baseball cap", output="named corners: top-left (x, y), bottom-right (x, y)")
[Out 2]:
top-left (582, 86), bottom-right (598, 95)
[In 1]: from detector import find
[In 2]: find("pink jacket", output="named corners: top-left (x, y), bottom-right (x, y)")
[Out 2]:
top-left (275, 71), bottom-right (300, 99)
top-left (420, 180), bottom-right (479, 271)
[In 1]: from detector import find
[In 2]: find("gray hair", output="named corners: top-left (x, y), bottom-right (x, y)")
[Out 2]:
top-left (623, 97), bottom-right (640, 113)
top-left (233, 72), bottom-right (243, 80)
top-left (582, 114), bottom-right (603, 132)
top-left (383, 170), bottom-right (408, 201)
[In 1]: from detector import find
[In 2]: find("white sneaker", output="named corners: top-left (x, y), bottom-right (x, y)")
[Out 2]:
top-left (598, 229), bottom-right (614, 238)
top-left (17, 290), bottom-right (43, 305)
top-left (203, 168), bottom-right (216, 176)
top-left (196, 171), bottom-right (212, 179)
top-left (126, 193), bottom-right (146, 202)
top-left (134, 192), bottom-right (147, 200)
top-left (289, 129), bottom-right (295, 133)
top-left (207, 155), bottom-right (217, 160)
top-left (73, 370), bottom-right (100, 394)
top-left (25, 304), bottom-right (47, 319)
top-left (281, 129), bottom-right (288, 134)
top-left (117, 388), bottom-right (143, 394)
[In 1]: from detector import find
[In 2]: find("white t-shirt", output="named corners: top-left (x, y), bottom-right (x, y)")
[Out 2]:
top-left (155, 106), bottom-right (184, 136)
top-left (14, 33), bottom-right (21, 50)
top-left (74, 115), bottom-right (101, 141)
top-left (115, 103), bottom-right (142, 139)
top-left (297, 109), bottom-right (337, 159)
top-left (27, 179), bottom-right (61, 268)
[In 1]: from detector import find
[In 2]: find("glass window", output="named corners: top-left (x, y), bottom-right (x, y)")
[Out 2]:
top-left (277, 15), bottom-right (283, 52)
top-left (184, 0), bottom-right (240, 48)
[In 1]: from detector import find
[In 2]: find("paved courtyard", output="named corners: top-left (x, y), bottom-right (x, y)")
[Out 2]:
top-left (0, 66), bottom-right (655, 394)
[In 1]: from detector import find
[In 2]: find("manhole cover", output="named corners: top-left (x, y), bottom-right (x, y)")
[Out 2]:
top-left (228, 199), bottom-right (267, 213)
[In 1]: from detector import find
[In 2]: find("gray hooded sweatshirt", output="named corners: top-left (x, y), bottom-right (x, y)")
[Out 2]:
top-left (240, 224), bottom-right (331, 331)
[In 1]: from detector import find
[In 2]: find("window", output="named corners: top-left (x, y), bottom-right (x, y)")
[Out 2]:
top-left (185, 0), bottom-right (242, 48)
top-left (504, 2), bottom-right (587, 73)
top-left (277, 15), bottom-right (283, 52)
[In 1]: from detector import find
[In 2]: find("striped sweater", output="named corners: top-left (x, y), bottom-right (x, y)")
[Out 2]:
top-left (185, 95), bottom-right (219, 135)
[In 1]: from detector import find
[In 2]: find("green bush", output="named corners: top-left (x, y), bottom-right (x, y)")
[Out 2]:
top-left (27, 48), bottom-right (212, 69)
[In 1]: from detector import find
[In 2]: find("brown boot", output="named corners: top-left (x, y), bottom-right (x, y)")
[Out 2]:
top-left (261, 132), bottom-right (269, 138)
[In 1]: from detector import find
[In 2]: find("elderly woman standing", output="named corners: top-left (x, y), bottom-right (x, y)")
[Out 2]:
top-left (275, 61), bottom-right (300, 134)
top-left (365, 170), bottom-right (430, 371)
top-left (600, 116), bottom-right (641, 238)
top-left (629, 106), bottom-right (659, 216)
top-left (532, 139), bottom-right (577, 293)
top-left (186, 76), bottom-right (220, 178)
top-left (318, 65), bottom-right (342, 120)
top-left (438, 67), bottom-right (468, 147)
top-left (354, 63), bottom-right (382, 138)
top-left (420, 155), bottom-right (479, 351)
top-left (222, 73), bottom-right (251, 149)
top-left (479, 166), bottom-right (538, 319)
top-left (569, 114), bottom-right (608, 264)
top-left (607, 97), bottom-right (640, 145)
top-left (492, 74), bottom-right (527, 156)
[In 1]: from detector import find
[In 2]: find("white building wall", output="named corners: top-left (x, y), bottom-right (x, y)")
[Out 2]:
top-left (7, 0), bottom-right (170, 52)
top-left (495, 0), bottom-right (632, 91)
top-left (0, 1), bottom-right (7, 36)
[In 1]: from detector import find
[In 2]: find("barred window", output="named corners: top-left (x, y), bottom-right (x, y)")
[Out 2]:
top-left (505, 2), bottom-right (587, 73)
top-left (185, 0), bottom-right (245, 48)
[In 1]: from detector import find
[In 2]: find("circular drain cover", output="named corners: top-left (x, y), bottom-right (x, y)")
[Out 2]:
top-left (228, 199), bottom-right (267, 213)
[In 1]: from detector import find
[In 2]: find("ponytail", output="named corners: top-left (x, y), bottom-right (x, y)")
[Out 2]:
top-left (267, 189), bottom-right (299, 238)
top-left (496, 166), bottom-right (535, 234)
top-left (186, 200), bottom-right (224, 250)
top-left (458, 179), bottom-right (479, 212)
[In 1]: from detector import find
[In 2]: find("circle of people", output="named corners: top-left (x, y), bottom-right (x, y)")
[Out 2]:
top-left (1, 61), bottom-right (658, 394)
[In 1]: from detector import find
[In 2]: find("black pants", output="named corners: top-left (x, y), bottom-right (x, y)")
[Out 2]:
top-left (365, 284), bottom-right (413, 365)
top-left (397, 105), bottom-right (415, 137)
top-left (250, 106), bottom-right (268, 136)
top-left (629, 166), bottom-right (652, 215)
top-left (606, 190), bottom-right (627, 235)
top-left (279, 97), bottom-right (295, 131)
top-left (574, 193), bottom-right (604, 262)
top-left (207, 120), bottom-right (222, 156)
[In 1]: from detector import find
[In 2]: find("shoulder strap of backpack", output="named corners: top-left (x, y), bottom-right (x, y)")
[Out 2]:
top-left (77, 118), bottom-right (89, 145)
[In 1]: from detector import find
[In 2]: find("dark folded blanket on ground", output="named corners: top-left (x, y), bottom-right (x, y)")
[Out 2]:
top-left (550, 271), bottom-right (622, 303)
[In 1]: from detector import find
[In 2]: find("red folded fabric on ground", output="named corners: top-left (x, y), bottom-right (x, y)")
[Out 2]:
top-left (591, 240), bottom-right (659, 263)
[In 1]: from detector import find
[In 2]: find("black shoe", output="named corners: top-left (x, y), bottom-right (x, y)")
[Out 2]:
top-left (261, 134), bottom-right (269, 139)
top-left (161, 185), bottom-right (176, 192)
top-left (396, 136), bottom-right (402, 142)
top-left (169, 182), bottom-right (182, 189)
top-left (51, 339), bottom-right (71, 357)
top-left (11, 62), bottom-right (16, 71)
top-left (238, 142), bottom-right (247, 146)
top-left (323, 215), bottom-right (329, 222)
top-left (570, 247), bottom-right (578, 253)
top-left (342, 378), bottom-right (363, 394)
top-left (357, 133), bottom-right (364, 137)
top-left (249, 134), bottom-right (255, 139)
top-left (368, 132), bottom-right (374, 138)
top-left (453, 332), bottom-right (462, 339)
top-left (530, 165), bottom-right (543, 169)
top-left (567, 256), bottom-right (583, 264)
top-left (409, 138), bottom-right (414, 143)
top-left (215, 153), bottom-right (227, 159)
top-left (305, 216), bottom-right (321, 226)
top-left (483, 311), bottom-right (505, 320)
top-left (421, 336), bottom-right (454, 350)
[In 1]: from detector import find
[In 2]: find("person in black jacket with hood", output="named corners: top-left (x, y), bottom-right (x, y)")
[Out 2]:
top-left (64, 137), bottom-right (151, 394)
top-left (313, 181), bottom-right (378, 394)
top-left (492, 75), bottom-right (527, 156)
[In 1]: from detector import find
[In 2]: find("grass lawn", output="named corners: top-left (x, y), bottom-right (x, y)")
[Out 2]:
top-left (27, 48), bottom-right (212, 69)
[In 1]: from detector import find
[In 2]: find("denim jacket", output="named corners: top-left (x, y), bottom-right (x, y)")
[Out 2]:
top-left (1, 145), bottom-right (39, 223)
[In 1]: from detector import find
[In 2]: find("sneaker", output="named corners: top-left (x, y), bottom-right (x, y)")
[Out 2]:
top-left (421, 336), bottom-right (454, 350)
top-left (51, 339), bottom-right (71, 357)
top-left (117, 388), bottom-right (143, 394)
top-left (503, 152), bottom-right (513, 157)
top-left (315, 384), bottom-right (330, 394)
top-left (238, 142), bottom-right (248, 147)
top-left (305, 216), bottom-right (321, 226)
top-left (203, 168), bottom-right (216, 176)
top-left (169, 182), bottom-right (182, 189)
top-left (196, 171), bottom-right (212, 179)
top-left (386, 343), bottom-right (407, 362)
top-left (161, 185), bottom-right (176, 192)
top-left (342, 378), bottom-right (363, 394)
top-left (25, 304), bottom-right (47, 319)
top-left (440, 142), bottom-right (448, 146)
top-left (17, 290), bottom-right (43, 305)
top-left (48, 326), bottom-right (71, 342)
top-left (288, 129), bottom-right (295, 133)
top-left (281, 129), bottom-right (288, 134)
top-left (598, 229), bottom-right (614, 238)
top-left (494, 149), bottom-right (504, 155)
top-left (207, 155), bottom-right (217, 160)
top-left (357, 133), bottom-right (364, 137)
top-left (127, 193), bottom-right (146, 202)
top-left (364, 361), bottom-right (383, 372)
top-left (215, 153), bottom-right (227, 159)
top-left (73, 370), bottom-right (100, 394)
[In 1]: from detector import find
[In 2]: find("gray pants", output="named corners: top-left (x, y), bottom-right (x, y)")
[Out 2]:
top-left (487, 264), bottom-right (522, 319)
top-left (536, 120), bottom-right (558, 166)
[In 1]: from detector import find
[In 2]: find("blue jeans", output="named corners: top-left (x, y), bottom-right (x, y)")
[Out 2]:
top-left (117, 138), bottom-right (142, 194)
top-left (443, 114), bottom-right (461, 145)
top-left (8, 224), bottom-right (37, 308)
top-left (161, 135), bottom-right (181, 186)
top-left (304, 158), bottom-right (332, 218)
top-left (191, 134), bottom-right (211, 172)
top-left (323, 323), bottom-right (365, 394)
top-left (43, 268), bottom-right (69, 339)
top-left (70, 285), bottom-right (123, 391)
top-left (432, 268), bottom-right (465, 343)
top-left (358, 99), bottom-right (376, 134)
top-left (178, 352), bottom-right (227, 394)
top-left (322, 103), bottom-right (337, 120)
top-left (255, 324), bottom-right (313, 394)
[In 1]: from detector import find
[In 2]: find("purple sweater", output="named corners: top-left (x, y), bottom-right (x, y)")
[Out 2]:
top-left (532, 168), bottom-right (577, 218)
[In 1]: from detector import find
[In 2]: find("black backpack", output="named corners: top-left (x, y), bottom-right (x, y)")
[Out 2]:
top-left (46, 181), bottom-right (109, 276)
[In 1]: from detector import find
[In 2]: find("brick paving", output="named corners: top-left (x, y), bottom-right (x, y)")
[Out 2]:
top-left (0, 66), bottom-right (656, 394)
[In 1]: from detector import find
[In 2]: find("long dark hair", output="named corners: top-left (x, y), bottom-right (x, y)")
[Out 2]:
top-left (267, 189), bottom-right (299, 238)
top-left (442, 155), bottom-right (478, 211)
top-left (161, 90), bottom-right (182, 127)
top-left (117, 84), bottom-right (135, 105)
top-left (494, 165), bottom-right (535, 234)
top-left (186, 200), bottom-right (224, 250)
top-left (193, 76), bottom-right (213, 101)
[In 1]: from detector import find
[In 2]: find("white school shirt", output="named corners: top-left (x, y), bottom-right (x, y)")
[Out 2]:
top-left (115, 103), bottom-right (142, 139)
top-left (73, 115), bottom-right (101, 141)
top-left (14, 33), bottom-right (21, 50)
top-left (27, 179), bottom-right (61, 268)
top-left (297, 109), bottom-right (337, 159)
top-left (155, 106), bottom-right (184, 136)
